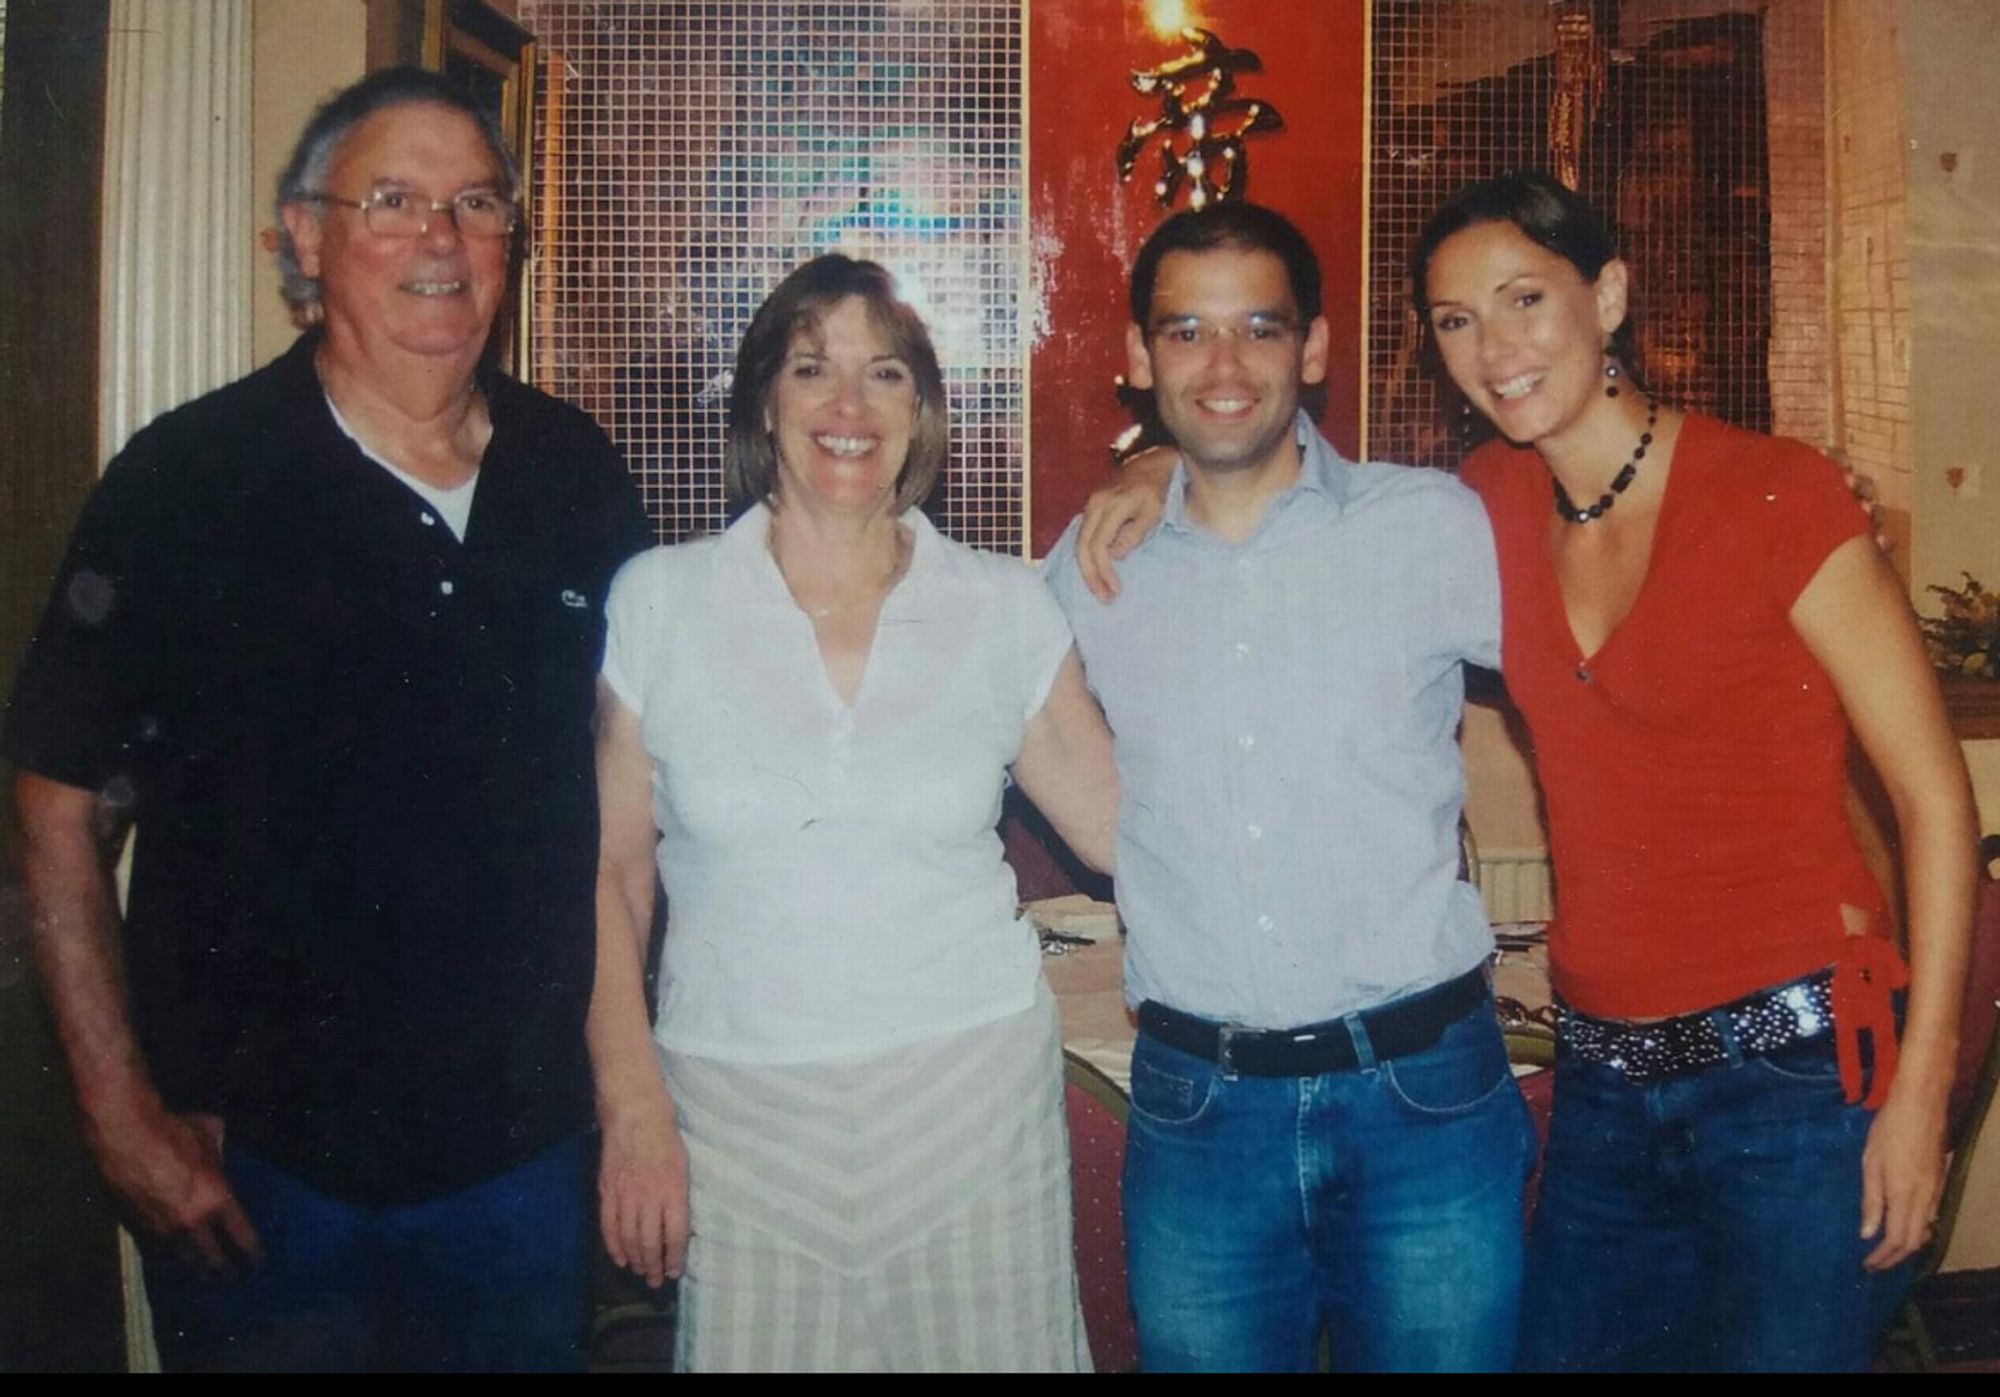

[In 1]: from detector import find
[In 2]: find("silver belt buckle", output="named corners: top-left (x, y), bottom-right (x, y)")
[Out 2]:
top-left (1216, 1022), bottom-right (1243, 1080)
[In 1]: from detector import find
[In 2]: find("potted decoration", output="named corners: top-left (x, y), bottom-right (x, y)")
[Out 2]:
top-left (1921, 573), bottom-right (2000, 679)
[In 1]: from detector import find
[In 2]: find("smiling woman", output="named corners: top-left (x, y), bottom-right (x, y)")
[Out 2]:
top-left (1420, 222), bottom-right (1628, 469)
top-left (766, 299), bottom-right (918, 519)
top-left (584, 255), bottom-right (1122, 1373)
top-left (724, 256), bottom-right (950, 519)
top-left (1419, 169), bottom-right (1978, 1374)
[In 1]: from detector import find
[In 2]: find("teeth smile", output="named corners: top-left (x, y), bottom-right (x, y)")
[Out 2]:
top-left (1492, 374), bottom-right (1540, 400)
top-left (1200, 398), bottom-right (1252, 414)
top-left (404, 280), bottom-right (464, 296)
top-left (813, 434), bottom-right (877, 456)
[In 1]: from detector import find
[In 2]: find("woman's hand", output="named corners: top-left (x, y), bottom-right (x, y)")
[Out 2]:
top-left (1074, 445), bottom-right (1177, 602)
top-left (1836, 458), bottom-right (1897, 559)
top-left (587, 680), bottom-right (686, 1286)
top-left (598, 1094), bottom-right (692, 1288)
top-left (1859, 1081), bottom-right (1949, 1271)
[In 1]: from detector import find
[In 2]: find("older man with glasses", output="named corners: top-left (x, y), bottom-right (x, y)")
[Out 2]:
top-left (6, 68), bottom-right (649, 1370)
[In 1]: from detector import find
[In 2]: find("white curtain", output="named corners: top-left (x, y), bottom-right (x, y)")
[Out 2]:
top-left (96, 0), bottom-right (253, 1371)
top-left (99, 0), bottom-right (253, 465)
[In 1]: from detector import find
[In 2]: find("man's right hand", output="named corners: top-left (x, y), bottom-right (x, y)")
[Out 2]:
top-left (17, 770), bottom-right (265, 1279)
top-left (1075, 445), bottom-right (1177, 602)
top-left (86, 1101), bottom-right (262, 1276)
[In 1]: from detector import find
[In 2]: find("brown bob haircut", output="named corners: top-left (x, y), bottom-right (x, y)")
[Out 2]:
top-left (725, 254), bottom-right (951, 513)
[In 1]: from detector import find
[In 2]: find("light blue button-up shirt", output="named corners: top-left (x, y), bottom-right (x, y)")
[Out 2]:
top-left (1045, 415), bottom-right (1503, 1027)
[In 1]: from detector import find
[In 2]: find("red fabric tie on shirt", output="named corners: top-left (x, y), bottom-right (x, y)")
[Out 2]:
top-left (1832, 935), bottom-right (1909, 1108)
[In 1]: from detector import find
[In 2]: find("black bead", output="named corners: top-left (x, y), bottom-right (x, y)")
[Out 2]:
top-left (1552, 392), bottom-right (1658, 525)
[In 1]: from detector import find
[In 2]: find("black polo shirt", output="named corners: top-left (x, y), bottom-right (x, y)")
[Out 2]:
top-left (5, 334), bottom-right (652, 1204)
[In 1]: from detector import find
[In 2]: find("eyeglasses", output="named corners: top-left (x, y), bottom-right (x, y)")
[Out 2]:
top-left (1147, 314), bottom-right (1301, 353)
top-left (304, 188), bottom-right (518, 239)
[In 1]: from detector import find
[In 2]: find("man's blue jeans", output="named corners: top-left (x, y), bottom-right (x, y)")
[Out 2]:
top-left (1122, 995), bottom-right (1533, 1372)
top-left (1519, 1032), bottom-right (1912, 1372)
top-left (143, 1135), bottom-right (590, 1372)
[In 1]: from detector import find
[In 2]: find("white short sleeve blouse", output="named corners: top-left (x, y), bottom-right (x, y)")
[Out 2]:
top-left (603, 503), bottom-right (1075, 1064)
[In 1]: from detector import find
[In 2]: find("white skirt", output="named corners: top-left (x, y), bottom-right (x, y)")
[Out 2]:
top-left (662, 982), bottom-right (1090, 1372)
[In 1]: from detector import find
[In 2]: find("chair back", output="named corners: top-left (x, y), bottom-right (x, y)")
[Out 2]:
top-left (1882, 839), bottom-right (2000, 1370)
top-left (1064, 1050), bottom-right (1138, 1373)
top-left (1505, 1028), bottom-right (1557, 1225)
top-left (1930, 837), bottom-right (2000, 1269)
top-left (1948, 838), bottom-right (2000, 1134)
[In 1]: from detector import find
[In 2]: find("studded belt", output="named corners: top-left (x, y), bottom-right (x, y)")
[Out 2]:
top-left (1558, 969), bottom-right (1836, 1084)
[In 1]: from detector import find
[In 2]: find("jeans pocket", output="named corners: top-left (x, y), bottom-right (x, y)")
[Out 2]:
top-left (1750, 1034), bottom-right (1844, 1085)
top-left (1382, 1014), bottom-right (1513, 1118)
top-left (1128, 1039), bottom-right (1220, 1127)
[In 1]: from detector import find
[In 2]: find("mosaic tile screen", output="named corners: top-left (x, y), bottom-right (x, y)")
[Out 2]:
top-left (521, 0), bottom-right (1026, 549)
top-left (519, 2), bottom-right (1817, 521)
top-left (1368, 0), bottom-right (1807, 471)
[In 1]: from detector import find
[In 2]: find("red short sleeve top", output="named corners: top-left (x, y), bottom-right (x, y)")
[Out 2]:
top-left (1459, 414), bottom-right (1880, 1018)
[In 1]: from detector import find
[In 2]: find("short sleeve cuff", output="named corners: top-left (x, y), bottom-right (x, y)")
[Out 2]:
top-left (599, 652), bottom-right (644, 714)
top-left (1019, 575), bottom-right (1077, 723)
top-left (600, 549), bottom-right (664, 717)
top-left (1762, 446), bottom-right (1872, 608)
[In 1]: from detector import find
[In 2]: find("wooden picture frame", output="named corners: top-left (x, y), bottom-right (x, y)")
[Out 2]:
top-left (366, 0), bottom-right (539, 379)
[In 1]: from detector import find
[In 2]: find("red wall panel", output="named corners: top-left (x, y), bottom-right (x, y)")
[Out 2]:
top-left (1028, 0), bottom-right (1366, 553)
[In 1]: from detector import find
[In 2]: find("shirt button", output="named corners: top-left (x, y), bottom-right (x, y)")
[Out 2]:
top-left (1575, 664), bottom-right (1591, 683)
top-left (420, 511), bottom-right (436, 526)
top-left (1235, 558), bottom-right (1252, 574)
top-left (1246, 823), bottom-right (1263, 840)
top-left (438, 580), bottom-right (454, 596)
top-left (1237, 733), bottom-right (1256, 751)
top-left (1233, 641), bottom-right (1251, 659)
top-left (1257, 914), bottom-right (1275, 931)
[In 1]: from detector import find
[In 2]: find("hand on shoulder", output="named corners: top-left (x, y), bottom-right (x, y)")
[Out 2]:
top-left (1073, 445), bottom-right (1177, 602)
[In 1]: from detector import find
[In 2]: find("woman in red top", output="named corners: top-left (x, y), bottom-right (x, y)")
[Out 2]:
top-left (1415, 170), bottom-right (1974, 1371)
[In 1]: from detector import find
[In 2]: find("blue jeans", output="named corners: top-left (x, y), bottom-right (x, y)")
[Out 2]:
top-left (1122, 996), bottom-right (1533, 1372)
top-left (144, 1136), bottom-right (589, 1372)
top-left (1519, 1032), bottom-right (1911, 1372)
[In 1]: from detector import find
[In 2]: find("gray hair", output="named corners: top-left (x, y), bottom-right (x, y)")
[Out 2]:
top-left (273, 66), bottom-right (520, 321)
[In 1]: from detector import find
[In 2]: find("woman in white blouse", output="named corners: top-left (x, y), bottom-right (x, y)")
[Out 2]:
top-left (585, 255), bottom-right (1120, 1372)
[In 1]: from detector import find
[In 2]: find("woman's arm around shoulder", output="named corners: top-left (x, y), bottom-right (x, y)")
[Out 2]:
top-left (1072, 445), bottom-right (1178, 603)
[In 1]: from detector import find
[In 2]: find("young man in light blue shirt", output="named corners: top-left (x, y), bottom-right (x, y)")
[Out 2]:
top-left (1043, 203), bottom-right (1528, 1373)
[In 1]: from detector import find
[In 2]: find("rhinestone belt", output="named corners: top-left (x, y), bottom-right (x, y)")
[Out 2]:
top-left (1559, 970), bottom-right (1835, 1083)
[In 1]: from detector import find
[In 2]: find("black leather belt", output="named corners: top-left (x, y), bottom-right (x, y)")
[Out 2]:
top-left (1137, 967), bottom-right (1489, 1078)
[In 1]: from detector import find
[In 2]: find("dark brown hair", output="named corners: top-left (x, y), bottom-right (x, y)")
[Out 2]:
top-left (1130, 201), bottom-right (1322, 327)
top-left (725, 255), bottom-right (950, 512)
top-left (1409, 169), bottom-right (1619, 317)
